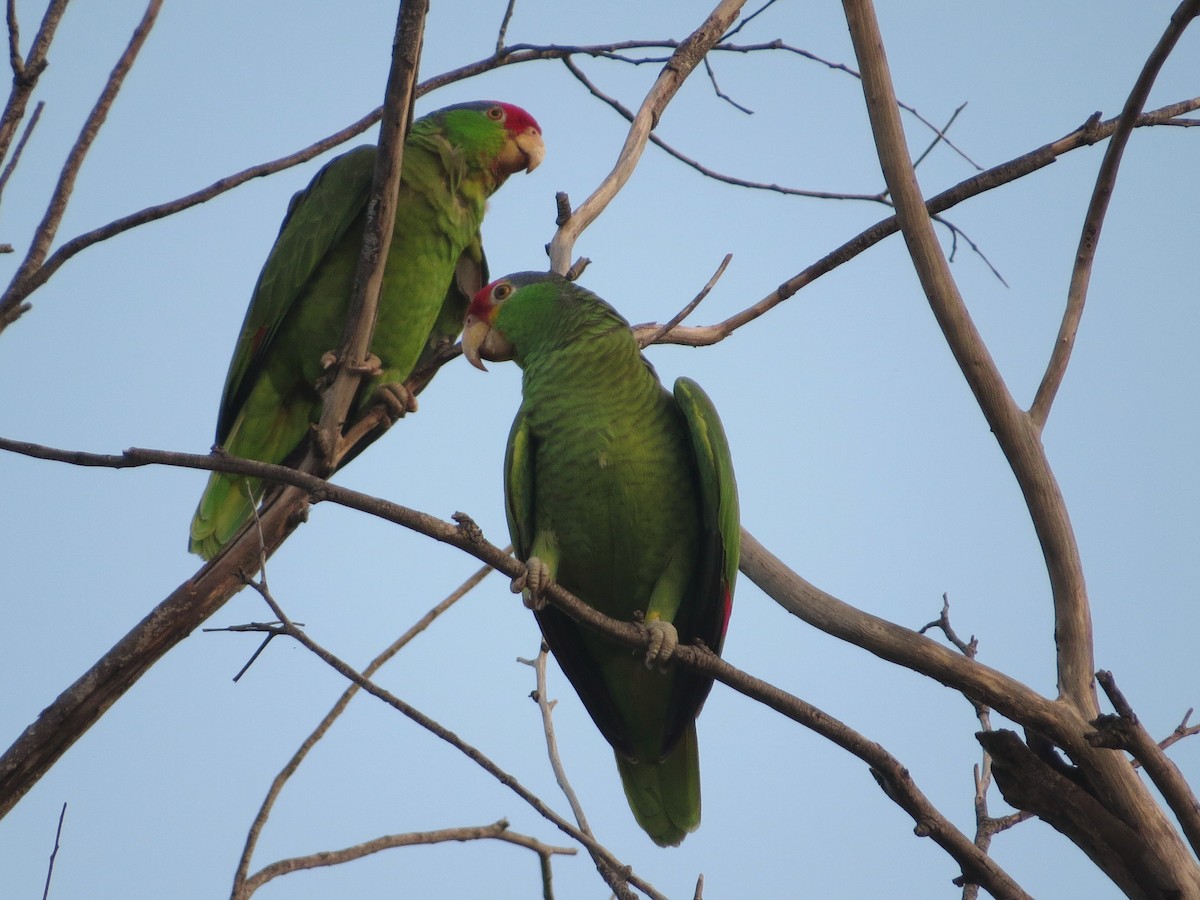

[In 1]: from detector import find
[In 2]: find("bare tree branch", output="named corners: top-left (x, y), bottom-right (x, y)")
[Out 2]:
top-left (231, 562), bottom-right (494, 895)
top-left (520, 646), bottom-right (595, 838)
top-left (0, 97), bottom-right (39, 205)
top-left (0, 0), bottom-right (68, 167)
top-left (0, 436), bottom-right (1045, 898)
top-left (638, 252), bottom-right (731, 348)
top-left (244, 576), bottom-right (659, 900)
top-left (238, 819), bottom-right (575, 899)
top-left (1029, 0), bottom-right (1200, 429)
top-left (0, 0), bottom-right (161, 332)
top-left (637, 97), bottom-right (1200, 349)
top-left (1091, 670), bottom-right (1200, 858)
top-left (546, 0), bottom-right (749, 273)
top-left (40, 802), bottom-right (66, 900)
top-left (840, 0), bottom-right (1200, 894)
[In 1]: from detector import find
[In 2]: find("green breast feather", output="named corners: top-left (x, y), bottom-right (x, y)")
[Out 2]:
top-left (189, 101), bottom-right (543, 559)
top-left (466, 271), bottom-right (739, 847)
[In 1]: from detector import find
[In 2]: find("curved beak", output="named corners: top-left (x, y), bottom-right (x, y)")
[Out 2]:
top-left (461, 314), bottom-right (492, 371)
top-left (497, 126), bottom-right (545, 176)
top-left (517, 128), bottom-right (545, 173)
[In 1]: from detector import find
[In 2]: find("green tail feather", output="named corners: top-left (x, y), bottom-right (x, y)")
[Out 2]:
top-left (615, 725), bottom-right (701, 847)
top-left (189, 472), bottom-right (258, 560)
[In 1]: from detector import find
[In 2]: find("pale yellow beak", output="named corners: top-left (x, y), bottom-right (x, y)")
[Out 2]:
top-left (461, 315), bottom-right (492, 371)
top-left (497, 127), bottom-right (545, 176)
top-left (517, 128), bottom-right (545, 173)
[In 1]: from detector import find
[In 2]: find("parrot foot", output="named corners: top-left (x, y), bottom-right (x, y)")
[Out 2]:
top-left (643, 618), bottom-right (679, 671)
top-left (512, 556), bottom-right (553, 610)
top-left (345, 353), bottom-right (385, 377)
top-left (374, 382), bottom-right (418, 422)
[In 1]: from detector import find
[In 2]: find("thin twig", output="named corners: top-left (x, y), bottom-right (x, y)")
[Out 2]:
top-left (721, 0), bottom-right (780, 40)
top-left (1029, 0), bottom-right (1200, 429)
top-left (0, 97), bottom-right (41, 204)
top-left (495, 0), bottom-right (517, 54)
top-left (703, 56), bottom-right (753, 114)
top-left (519, 647), bottom-right (594, 837)
top-left (638, 253), bottom-right (732, 348)
top-left (635, 96), bottom-right (1200, 348)
top-left (562, 56), bottom-right (885, 202)
top-left (546, 0), bottom-right (749, 273)
top-left (40, 802), bottom-right (66, 900)
top-left (912, 102), bottom-right (969, 171)
top-left (239, 819), bottom-right (575, 898)
top-left (2, 0), bottom-right (161, 327)
top-left (0, 0), bottom-right (68, 167)
top-left (229, 561), bottom-right (496, 896)
top-left (242, 578), bottom-right (659, 900)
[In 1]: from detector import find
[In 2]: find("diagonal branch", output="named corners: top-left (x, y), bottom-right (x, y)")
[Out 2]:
top-left (842, 0), bottom-right (1096, 710)
top-left (0, 0), bottom-right (161, 331)
top-left (247, 579), bottom-right (658, 900)
top-left (546, 0), bottom-right (748, 273)
top-left (0, 0), bottom-right (68, 167)
top-left (637, 97), bottom-right (1200, 348)
top-left (1029, 0), bottom-right (1200, 429)
top-left (0, 3), bottom-right (429, 821)
top-left (238, 819), bottom-right (575, 899)
top-left (310, 0), bottom-right (426, 468)
top-left (840, 0), bottom-right (1200, 893)
top-left (231, 562), bottom-right (493, 894)
top-left (1091, 670), bottom-right (1200, 858)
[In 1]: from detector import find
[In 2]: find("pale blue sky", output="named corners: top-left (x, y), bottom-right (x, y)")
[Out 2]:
top-left (1, 2), bottom-right (1197, 898)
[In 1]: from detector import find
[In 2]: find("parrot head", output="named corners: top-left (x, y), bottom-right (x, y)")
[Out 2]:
top-left (463, 272), bottom-right (632, 371)
top-left (462, 272), bottom-right (576, 370)
top-left (432, 101), bottom-right (544, 180)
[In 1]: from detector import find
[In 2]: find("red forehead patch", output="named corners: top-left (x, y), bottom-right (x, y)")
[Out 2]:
top-left (498, 102), bottom-right (540, 135)
top-left (468, 279), bottom-right (504, 320)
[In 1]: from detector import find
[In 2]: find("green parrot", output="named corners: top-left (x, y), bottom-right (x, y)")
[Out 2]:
top-left (462, 272), bottom-right (739, 846)
top-left (189, 101), bottom-right (544, 559)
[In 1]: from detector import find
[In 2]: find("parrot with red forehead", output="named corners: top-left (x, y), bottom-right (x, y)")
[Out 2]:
top-left (462, 272), bottom-right (739, 846)
top-left (190, 101), bottom-right (544, 559)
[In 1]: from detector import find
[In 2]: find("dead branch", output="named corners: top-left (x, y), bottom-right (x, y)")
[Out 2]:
top-left (243, 576), bottom-right (659, 900)
top-left (635, 95), bottom-right (1200, 349)
top-left (1029, 0), bottom-right (1200, 429)
top-left (0, 436), bottom-right (1033, 897)
top-left (1091, 670), bottom-right (1200, 858)
top-left (637, 253), bottom-right (731, 348)
top-left (546, 0), bottom-right (749, 273)
top-left (237, 819), bottom-right (575, 899)
top-left (0, 0), bottom-right (67, 167)
top-left (0, 2), bottom-right (430, 819)
top-left (0, 0), bottom-right (161, 332)
top-left (841, 0), bottom-right (1200, 895)
top-left (230, 562), bottom-right (494, 894)
top-left (0, 96), bottom-right (39, 204)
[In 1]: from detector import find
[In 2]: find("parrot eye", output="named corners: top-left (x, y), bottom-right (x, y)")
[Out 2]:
top-left (493, 283), bottom-right (514, 301)
top-left (486, 105), bottom-right (505, 121)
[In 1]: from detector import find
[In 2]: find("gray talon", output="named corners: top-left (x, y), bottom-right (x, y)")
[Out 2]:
top-left (518, 556), bottom-right (552, 611)
top-left (644, 619), bottom-right (679, 671)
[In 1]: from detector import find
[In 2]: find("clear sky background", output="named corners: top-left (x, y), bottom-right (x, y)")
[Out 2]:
top-left (1, 1), bottom-right (1197, 897)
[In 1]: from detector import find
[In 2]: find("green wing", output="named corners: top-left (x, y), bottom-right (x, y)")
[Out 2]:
top-left (502, 408), bottom-right (535, 562)
top-left (416, 234), bottom-right (488, 373)
top-left (673, 377), bottom-right (739, 658)
top-left (215, 146), bottom-right (376, 443)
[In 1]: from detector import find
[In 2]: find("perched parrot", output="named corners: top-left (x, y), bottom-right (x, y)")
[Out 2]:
top-left (462, 272), bottom-right (739, 846)
top-left (189, 101), bottom-right (544, 559)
